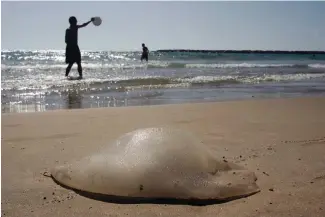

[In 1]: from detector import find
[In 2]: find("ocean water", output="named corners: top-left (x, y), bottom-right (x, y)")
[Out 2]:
top-left (1, 50), bottom-right (325, 113)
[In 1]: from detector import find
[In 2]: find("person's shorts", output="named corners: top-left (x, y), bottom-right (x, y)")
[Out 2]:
top-left (141, 53), bottom-right (148, 61)
top-left (65, 44), bottom-right (81, 64)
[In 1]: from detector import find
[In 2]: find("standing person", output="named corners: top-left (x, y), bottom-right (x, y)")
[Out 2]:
top-left (141, 43), bottom-right (149, 62)
top-left (65, 16), bottom-right (95, 79)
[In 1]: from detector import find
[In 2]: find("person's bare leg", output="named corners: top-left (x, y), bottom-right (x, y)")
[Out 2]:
top-left (65, 63), bottom-right (73, 77)
top-left (77, 62), bottom-right (83, 78)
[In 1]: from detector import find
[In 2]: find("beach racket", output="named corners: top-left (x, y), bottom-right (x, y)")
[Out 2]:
top-left (92, 17), bottom-right (102, 26)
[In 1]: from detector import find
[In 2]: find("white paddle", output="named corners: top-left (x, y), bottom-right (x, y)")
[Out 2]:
top-left (92, 17), bottom-right (102, 26)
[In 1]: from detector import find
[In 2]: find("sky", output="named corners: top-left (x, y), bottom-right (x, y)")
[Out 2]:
top-left (1, 1), bottom-right (325, 51)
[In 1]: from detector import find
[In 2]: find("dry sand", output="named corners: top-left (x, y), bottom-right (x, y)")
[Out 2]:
top-left (2, 97), bottom-right (325, 217)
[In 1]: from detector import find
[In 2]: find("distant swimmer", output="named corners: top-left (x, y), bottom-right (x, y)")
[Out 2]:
top-left (141, 43), bottom-right (149, 62)
top-left (65, 16), bottom-right (95, 79)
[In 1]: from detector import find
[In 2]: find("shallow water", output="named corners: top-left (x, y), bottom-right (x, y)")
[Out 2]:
top-left (2, 50), bottom-right (325, 113)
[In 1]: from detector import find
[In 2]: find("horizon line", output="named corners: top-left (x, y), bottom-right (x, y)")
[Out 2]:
top-left (1, 49), bottom-right (325, 54)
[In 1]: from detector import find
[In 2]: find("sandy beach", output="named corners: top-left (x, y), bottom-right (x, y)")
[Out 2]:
top-left (2, 97), bottom-right (325, 217)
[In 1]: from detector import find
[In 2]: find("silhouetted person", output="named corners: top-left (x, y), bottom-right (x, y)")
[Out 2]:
top-left (141, 43), bottom-right (149, 62)
top-left (65, 16), bottom-right (95, 79)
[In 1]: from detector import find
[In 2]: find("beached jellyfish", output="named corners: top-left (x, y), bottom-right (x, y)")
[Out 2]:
top-left (51, 127), bottom-right (260, 201)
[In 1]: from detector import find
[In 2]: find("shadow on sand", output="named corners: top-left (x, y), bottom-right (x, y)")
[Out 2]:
top-left (51, 176), bottom-right (260, 206)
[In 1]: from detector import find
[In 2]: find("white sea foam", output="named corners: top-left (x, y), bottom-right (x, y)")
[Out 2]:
top-left (177, 73), bottom-right (325, 84)
top-left (308, 64), bottom-right (325, 68)
top-left (185, 63), bottom-right (295, 68)
top-left (3, 62), bottom-right (320, 71)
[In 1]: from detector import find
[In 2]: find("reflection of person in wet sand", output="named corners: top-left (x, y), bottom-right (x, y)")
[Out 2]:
top-left (65, 16), bottom-right (95, 79)
top-left (66, 89), bottom-right (82, 109)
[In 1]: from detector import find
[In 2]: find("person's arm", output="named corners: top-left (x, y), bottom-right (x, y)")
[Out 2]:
top-left (77, 18), bottom-right (95, 28)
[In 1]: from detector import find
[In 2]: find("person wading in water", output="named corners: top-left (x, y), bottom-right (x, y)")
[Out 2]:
top-left (141, 43), bottom-right (149, 62)
top-left (65, 16), bottom-right (94, 79)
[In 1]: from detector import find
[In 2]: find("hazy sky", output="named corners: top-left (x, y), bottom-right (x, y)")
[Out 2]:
top-left (1, 1), bottom-right (325, 51)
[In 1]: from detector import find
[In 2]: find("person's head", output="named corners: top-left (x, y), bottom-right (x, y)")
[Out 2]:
top-left (69, 16), bottom-right (77, 26)
top-left (142, 43), bottom-right (145, 47)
